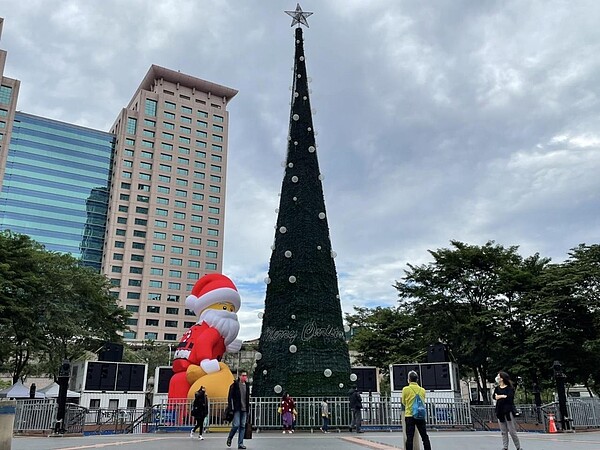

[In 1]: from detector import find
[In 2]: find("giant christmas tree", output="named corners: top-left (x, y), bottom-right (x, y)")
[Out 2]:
top-left (252, 5), bottom-right (352, 397)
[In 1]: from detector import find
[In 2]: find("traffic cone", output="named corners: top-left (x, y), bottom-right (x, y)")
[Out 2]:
top-left (548, 414), bottom-right (558, 433)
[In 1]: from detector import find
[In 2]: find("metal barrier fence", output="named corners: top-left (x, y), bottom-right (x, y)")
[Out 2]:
top-left (15, 396), bottom-right (600, 435)
top-left (13, 399), bottom-right (57, 433)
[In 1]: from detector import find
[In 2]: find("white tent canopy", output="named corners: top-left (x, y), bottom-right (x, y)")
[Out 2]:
top-left (38, 382), bottom-right (80, 398)
top-left (0, 381), bottom-right (46, 399)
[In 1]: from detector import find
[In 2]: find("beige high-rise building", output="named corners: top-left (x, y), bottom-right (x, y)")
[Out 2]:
top-left (0, 18), bottom-right (20, 181)
top-left (104, 65), bottom-right (237, 343)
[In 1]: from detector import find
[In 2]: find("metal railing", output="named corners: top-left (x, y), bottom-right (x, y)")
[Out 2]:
top-left (14, 396), bottom-right (599, 435)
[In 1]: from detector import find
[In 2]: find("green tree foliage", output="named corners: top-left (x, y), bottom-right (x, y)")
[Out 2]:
top-left (345, 240), bottom-right (600, 401)
top-left (345, 306), bottom-right (423, 373)
top-left (0, 231), bottom-right (129, 382)
top-left (123, 341), bottom-right (170, 378)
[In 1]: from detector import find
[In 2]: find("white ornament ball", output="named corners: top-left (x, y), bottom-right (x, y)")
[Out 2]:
top-left (336, 294), bottom-right (340, 299)
top-left (292, 114), bottom-right (299, 121)
top-left (307, 126), bottom-right (311, 131)
top-left (294, 92), bottom-right (299, 98)
top-left (304, 96), bottom-right (308, 100)
top-left (318, 174), bottom-right (324, 180)
top-left (308, 146), bottom-right (315, 153)
top-left (285, 250), bottom-right (292, 258)
top-left (274, 384), bottom-right (282, 394)
top-left (297, 74), bottom-right (302, 78)
top-left (293, 197), bottom-right (297, 201)
top-left (289, 345), bottom-right (297, 353)
top-left (294, 141), bottom-right (298, 146)
top-left (271, 244), bottom-right (275, 250)
top-left (324, 369), bottom-right (332, 378)
top-left (258, 312), bottom-right (265, 319)
top-left (263, 369), bottom-right (268, 375)
top-left (264, 277), bottom-right (271, 284)
top-left (331, 251), bottom-right (337, 258)
top-left (299, 56), bottom-right (304, 61)
top-left (317, 245), bottom-right (322, 250)
top-left (344, 324), bottom-right (350, 333)
top-left (339, 383), bottom-right (344, 388)
top-left (275, 208), bottom-right (279, 213)
top-left (281, 161), bottom-right (287, 167)
top-left (288, 163), bottom-right (294, 168)
top-left (255, 352), bottom-right (262, 360)
top-left (289, 276), bottom-right (297, 283)
top-left (292, 176), bottom-right (299, 183)
top-left (291, 314), bottom-right (296, 320)
top-left (318, 212), bottom-right (326, 219)
top-left (279, 226), bottom-right (287, 234)
top-left (350, 373), bottom-right (358, 382)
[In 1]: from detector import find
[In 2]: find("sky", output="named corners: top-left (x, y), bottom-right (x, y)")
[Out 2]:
top-left (2, 1), bottom-right (600, 341)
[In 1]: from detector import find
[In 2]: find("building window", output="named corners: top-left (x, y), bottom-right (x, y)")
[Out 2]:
top-left (205, 262), bottom-right (218, 270)
top-left (125, 138), bottom-right (135, 146)
top-left (164, 333), bottom-right (178, 341)
top-left (133, 230), bottom-right (146, 238)
top-left (162, 132), bottom-right (174, 140)
top-left (149, 280), bottom-right (163, 288)
top-left (129, 279), bottom-right (142, 287)
top-left (173, 212), bottom-right (186, 220)
top-left (212, 135), bottom-right (223, 142)
top-left (172, 234), bottom-right (184, 242)
top-left (141, 150), bottom-right (153, 158)
top-left (181, 105), bottom-right (192, 114)
top-left (207, 229), bottom-right (219, 236)
top-left (188, 260), bottom-right (201, 268)
top-left (212, 124), bottom-right (224, 132)
top-left (117, 217), bottom-right (127, 224)
top-left (176, 177), bottom-right (188, 185)
top-left (167, 294), bottom-right (180, 302)
top-left (208, 217), bottom-right (219, 225)
top-left (170, 258), bottom-right (183, 266)
top-left (145, 99), bottom-right (157, 116)
top-left (209, 185), bottom-right (221, 193)
top-left (156, 208), bottom-right (168, 216)
top-left (175, 189), bottom-right (187, 198)
top-left (157, 186), bottom-right (170, 194)
top-left (166, 307), bottom-right (179, 314)
top-left (142, 140), bottom-right (154, 148)
top-left (139, 173), bottom-right (151, 181)
top-left (144, 119), bottom-right (156, 127)
top-left (126, 117), bottom-right (137, 134)
top-left (163, 122), bottom-right (175, 130)
top-left (156, 197), bottom-right (169, 205)
top-left (197, 130), bottom-right (208, 138)
top-left (190, 237), bottom-right (201, 245)
top-left (179, 146), bottom-right (191, 155)
top-left (148, 293), bottom-right (161, 301)
top-left (196, 140), bottom-right (207, 148)
top-left (206, 251), bottom-right (218, 258)
top-left (130, 267), bottom-right (143, 274)
top-left (136, 206), bottom-right (149, 214)
top-left (152, 244), bottom-right (166, 251)
top-left (132, 242), bottom-right (145, 250)
top-left (138, 183), bottom-right (150, 191)
top-left (181, 116), bottom-right (192, 124)
top-left (207, 240), bottom-right (218, 247)
top-left (113, 253), bottom-right (124, 260)
top-left (189, 249), bottom-right (201, 256)
top-left (144, 332), bottom-right (158, 340)
top-left (190, 226), bottom-right (202, 233)
top-left (155, 220), bottom-right (167, 228)
top-left (122, 171), bottom-right (132, 179)
top-left (160, 164), bottom-right (172, 172)
top-left (154, 232), bottom-right (166, 240)
top-left (143, 129), bottom-right (155, 137)
top-left (209, 196), bottom-right (220, 204)
top-left (165, 101), bottom-right (176, 110)
top-left (173, 223), bottom-right (185, 231)
top-left (111, 266), bottom-right (122, 273)
top-left (212, 144), bottom-right (222, 152)
top-left (213, 114), bottom-right (224, 122)
top-left (140, 162), bottom-right (152, 170)
top-left (169, 282), bottom-right (181, 290)
top-left (171, 246), bottom-right (183, 254)
top-left (197, 120), bottom-right (208, 128)
top-left (120, 194), bottom-right (130, 201)
top-left (197, 110), bottom-right (208, 118)
top-left (165, 320), bottom-right (178, 328)
top-left (146, 319), bottom-right (159, 326)
top-left (208, 207), bottom-right (220, 214)
top-left (152, 256), bottom-right (165, 263)
top-left (134, 218), bottom-right (148, 226)
top-left (164, 111), bottom-right (175, 119)
top-left (131, 254), bottom-right (144, 262)
top-left (150, 268), bottom-right (163, 275)
top-left (180, 126), bottom-right (191, 134)
top-left (174, 200), bottom-right (186, 208)
top-left (192, 204), bottom-right (203, 211)
top-left (188, 272), bottom-right (200, 280)
top-left (169, 270), bottom-right (182, 278)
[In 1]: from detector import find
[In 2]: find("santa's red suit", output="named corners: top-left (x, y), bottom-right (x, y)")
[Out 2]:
top-left (168, 322), bottom-right (226, 399)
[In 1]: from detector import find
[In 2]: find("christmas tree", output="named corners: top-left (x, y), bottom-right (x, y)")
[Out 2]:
top-left (252, 6), bottom-right (351, 397)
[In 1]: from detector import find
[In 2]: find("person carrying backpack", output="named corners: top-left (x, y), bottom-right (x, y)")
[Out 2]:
top-left (401, 370), bottom-right (432, 450)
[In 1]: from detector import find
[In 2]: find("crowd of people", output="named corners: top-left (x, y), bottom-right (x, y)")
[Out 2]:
top-left (189, 369), bottom-right (530, 450)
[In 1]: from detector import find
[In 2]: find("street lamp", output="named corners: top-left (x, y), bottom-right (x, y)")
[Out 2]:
top-left (553, 361), bottom-right (571, 431)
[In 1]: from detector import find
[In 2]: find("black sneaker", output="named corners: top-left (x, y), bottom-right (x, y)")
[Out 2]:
top-left (238, 446), bottom-right (246, 449)
top-left (226, 437), bottom-right (232, 447)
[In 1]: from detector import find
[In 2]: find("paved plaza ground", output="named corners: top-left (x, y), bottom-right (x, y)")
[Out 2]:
top-left (10, 430), bottom-right (600, 450)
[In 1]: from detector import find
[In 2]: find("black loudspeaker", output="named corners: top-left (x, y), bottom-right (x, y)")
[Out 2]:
top-left (435, 364), bottom-right (451, 390)
top-left (352, 367), bottom-right (378, 392)
top-left (391, 364), bottom-right (420, 391)
top-left (99, 362), bottom-right (117, 391)
top-left (157, 367), bottom-right (173, 394)
top-left (129, 364), bottom-right (145, 391)
top-left (427, 343), bottom-right (449, 363)
top-left (421, 364), bottom-right (437, 389)
top-left (99, 342), bottom-right (124, 362)
top-left (116, 364), bottom-right (132, 391)
top-left (85, 362), bottom-right (103, 390)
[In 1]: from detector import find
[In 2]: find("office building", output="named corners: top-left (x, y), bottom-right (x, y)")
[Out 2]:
top-left (0, 18), bottom-right (238, 343)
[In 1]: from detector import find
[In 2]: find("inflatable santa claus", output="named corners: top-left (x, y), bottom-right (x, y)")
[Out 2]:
top-left (168, 273), bottom-right (243, 400)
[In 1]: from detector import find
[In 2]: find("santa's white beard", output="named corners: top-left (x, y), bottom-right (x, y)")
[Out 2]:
top-left (199, 309), bottom-right (240, 346)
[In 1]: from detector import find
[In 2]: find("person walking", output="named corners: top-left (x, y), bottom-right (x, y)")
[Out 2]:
top-left (348, 388), bottom-right (363, 433)
top-left (320, 397), bottom-right (330, 433)
top-left (226, 371), bottom-right (250, 449)
top-left (401, 370), bottom-right (431, 450)
top-left (493, 371), bottom-right (523, 450)
top-left (280, 392), bottom-right (295, 433)
top-left (190, 386), bottom-right (208, 439)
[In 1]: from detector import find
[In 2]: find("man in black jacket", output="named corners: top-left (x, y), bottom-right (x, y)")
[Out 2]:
top-left (227, 371), bottom-right (250, 449)
top-left (349, 388), bottom-right (363, 433)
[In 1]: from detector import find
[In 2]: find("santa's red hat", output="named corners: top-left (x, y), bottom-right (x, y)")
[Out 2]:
top-left (185, 273), bottom-right (241, 314)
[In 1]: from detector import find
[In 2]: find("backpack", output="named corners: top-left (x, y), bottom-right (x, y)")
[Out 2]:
top-left (410, 387), bottom-right (426, 419)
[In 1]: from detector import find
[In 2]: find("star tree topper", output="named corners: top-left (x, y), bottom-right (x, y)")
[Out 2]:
top-left (285, 3), bottom-right (313, 28)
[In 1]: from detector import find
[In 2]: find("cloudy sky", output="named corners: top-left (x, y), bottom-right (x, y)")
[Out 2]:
top-left (2, 1), bottom-right (600, 340)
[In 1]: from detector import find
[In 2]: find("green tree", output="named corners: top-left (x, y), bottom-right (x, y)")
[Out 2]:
top-left (394, 241), bottom-right (543, 403)
top-left (0, 231), bottom-right (129, 382)
top-left (345, 306), bottom-right (423, 373)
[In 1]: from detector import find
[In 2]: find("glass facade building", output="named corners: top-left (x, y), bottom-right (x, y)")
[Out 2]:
top-left (0, 112), bottom-right (115, 269)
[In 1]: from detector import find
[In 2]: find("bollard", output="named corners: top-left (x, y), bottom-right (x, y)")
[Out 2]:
top-left (401, 411), bottom-right (421, 450)
top-left (0, 399), bottom-right (16, 450)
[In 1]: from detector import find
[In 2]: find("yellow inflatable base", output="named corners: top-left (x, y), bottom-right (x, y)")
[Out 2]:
top-left (186, 362), bottom-right (234, 400)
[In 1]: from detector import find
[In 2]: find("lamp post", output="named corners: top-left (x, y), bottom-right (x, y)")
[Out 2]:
top-left (54, 359), bottom-right (71, 434)
top-left (553, 361), bottom-right (570, 431)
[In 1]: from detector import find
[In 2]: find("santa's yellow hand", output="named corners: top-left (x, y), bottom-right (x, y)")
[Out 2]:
top-left (186, 364), bottom-right (207, 385)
